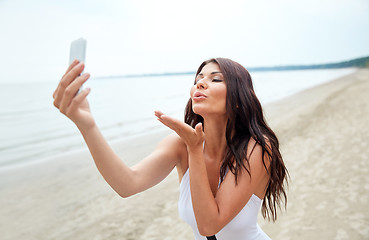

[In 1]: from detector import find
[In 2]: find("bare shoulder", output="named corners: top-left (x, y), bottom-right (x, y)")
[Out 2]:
top-left (248, 136), bottom-right (272, 152)
top-left (246, 137), bottom-right (259, 157)
top-left (247, 136), bottom-right (272, 168)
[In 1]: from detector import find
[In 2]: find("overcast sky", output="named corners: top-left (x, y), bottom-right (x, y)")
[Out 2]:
top-left (0, 0), bottom-right (368, 83)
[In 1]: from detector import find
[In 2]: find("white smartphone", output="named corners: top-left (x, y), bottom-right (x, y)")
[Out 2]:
top-left (69, 38), bottom-right (87, 92)
top-left (69, 38), bottom-right (87, 65)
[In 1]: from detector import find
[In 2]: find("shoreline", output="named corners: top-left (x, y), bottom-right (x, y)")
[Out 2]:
top-left (0, 128), bottom-right (172, 173)
top-left (1, 69), bottom-right (368, 239)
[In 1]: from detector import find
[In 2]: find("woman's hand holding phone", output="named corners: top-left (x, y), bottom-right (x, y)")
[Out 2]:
top-left (52, 60), bottom-right (95, 132)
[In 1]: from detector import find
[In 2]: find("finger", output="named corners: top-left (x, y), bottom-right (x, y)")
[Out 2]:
top-left (68, 87), bottom-right (91, 113)
top-left (157, 118), bottom-right (191, 140)
top-left (195, 123), bottom-right (205, 139)
top-left (155, 111), bottom-right (176, 127)
top-left (155, 112), bottom-right (179, 130)
top-left (54, 63), bottom-right (85, 108)
top-left (154, 110), bottom-right (164, 119)
top-left (157, 118), bottom-right (175, 130)
top-left (156, 113), bottom-right (183, 133)
top-left (59, 73), bottom-right (90, 114)
top-left (155, 111), bottom-right (196, 134)
top-left (195, 122), bottom-right (203, 133)
top-left (164, 117), bottom-right (197, 138)
top-left (58, 62), bottom-right (85, 92)
top-left (160, 114), bottom-right (184, 130)
top-left (63, 59), bottom-right (80, 78)
top-left (53, 60), bottom-right (81, 99)
top-left (61, 62), bottom-right (85, 89)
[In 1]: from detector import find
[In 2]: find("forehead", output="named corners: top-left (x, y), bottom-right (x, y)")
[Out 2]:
top-left (199, 62), bottom-right (222, 75)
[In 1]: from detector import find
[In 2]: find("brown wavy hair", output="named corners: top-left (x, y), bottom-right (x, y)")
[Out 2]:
top-left (184, 58), bottom-right (288, 221)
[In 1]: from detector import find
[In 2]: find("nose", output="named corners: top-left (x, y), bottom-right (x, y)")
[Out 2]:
top-left (196, 78), bottom-right (207, 89)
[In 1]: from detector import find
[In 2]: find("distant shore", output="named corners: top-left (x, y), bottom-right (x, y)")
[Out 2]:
top-left (1, 69), bottom-right (368, 239)
top-left (93, 56), bottom-right (369, 79)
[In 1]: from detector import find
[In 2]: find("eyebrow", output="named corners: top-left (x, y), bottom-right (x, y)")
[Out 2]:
top-left (197, 71), bottom-right (223, 76)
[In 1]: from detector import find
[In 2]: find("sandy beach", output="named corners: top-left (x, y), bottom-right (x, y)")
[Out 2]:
top-left (1, 69), bottom-right (368, 240)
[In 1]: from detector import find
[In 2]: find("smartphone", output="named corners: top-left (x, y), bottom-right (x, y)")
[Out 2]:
top-left (69, 38), bottom-right (87, 92)
top-left (69, 38), bottom-right (87, 65)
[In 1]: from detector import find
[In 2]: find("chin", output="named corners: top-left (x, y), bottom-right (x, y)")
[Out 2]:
top-left (192, 105), bottom-right (204, 116)
top-left (192, 105), bottom-right (227, 118)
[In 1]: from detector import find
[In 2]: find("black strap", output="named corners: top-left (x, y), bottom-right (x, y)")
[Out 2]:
top-left (206, 236), bottom-right (217, 240)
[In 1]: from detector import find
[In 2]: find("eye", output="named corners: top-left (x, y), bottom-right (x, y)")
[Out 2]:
top-left (212, 79), bottom-right (223, 82)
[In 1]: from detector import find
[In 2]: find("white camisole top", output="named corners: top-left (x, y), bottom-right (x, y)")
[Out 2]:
top-left (178, 168), bottom-right (272, 240)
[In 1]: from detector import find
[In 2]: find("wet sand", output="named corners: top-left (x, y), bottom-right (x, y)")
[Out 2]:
top-left (1, 69), bottom-right (368, 239)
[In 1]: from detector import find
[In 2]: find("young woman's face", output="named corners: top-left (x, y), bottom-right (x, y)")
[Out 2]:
top-left (190, 62), bottom-right (227, 117)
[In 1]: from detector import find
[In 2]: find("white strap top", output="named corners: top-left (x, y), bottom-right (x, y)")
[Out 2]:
top-left (178, 168), bottom-right (271, 240)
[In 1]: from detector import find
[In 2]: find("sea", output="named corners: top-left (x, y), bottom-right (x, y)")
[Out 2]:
top-left (0, 68), bottom-right (356, 169)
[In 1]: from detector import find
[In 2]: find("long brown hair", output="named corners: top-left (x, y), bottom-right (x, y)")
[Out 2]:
top-left (184, 58), bottom-right (288, 221)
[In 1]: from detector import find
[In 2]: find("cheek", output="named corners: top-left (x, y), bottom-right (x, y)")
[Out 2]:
top-left (216, 86), bottom-right (227, 103)
top-left (217, 87), bottom-right (227, 112)
top-left (190, 85), bottom-right (196, 98)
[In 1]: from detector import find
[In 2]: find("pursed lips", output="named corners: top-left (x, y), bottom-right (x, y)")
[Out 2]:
top-left (193, 91), bottom-right (207, 101)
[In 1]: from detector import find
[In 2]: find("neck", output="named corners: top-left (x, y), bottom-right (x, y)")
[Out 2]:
top-left (203, 115), bottom-right (228, 162)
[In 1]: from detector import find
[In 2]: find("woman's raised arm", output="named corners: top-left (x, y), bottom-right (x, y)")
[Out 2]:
top-left (53, 61), bottom-right (181, 197)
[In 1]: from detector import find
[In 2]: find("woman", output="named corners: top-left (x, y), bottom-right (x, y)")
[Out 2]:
top-left (53, 58), bottom-right (288, 239)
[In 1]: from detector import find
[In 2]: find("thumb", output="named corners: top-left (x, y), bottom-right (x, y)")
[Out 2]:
top-left (195, 122), bottom-right (203, 135)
